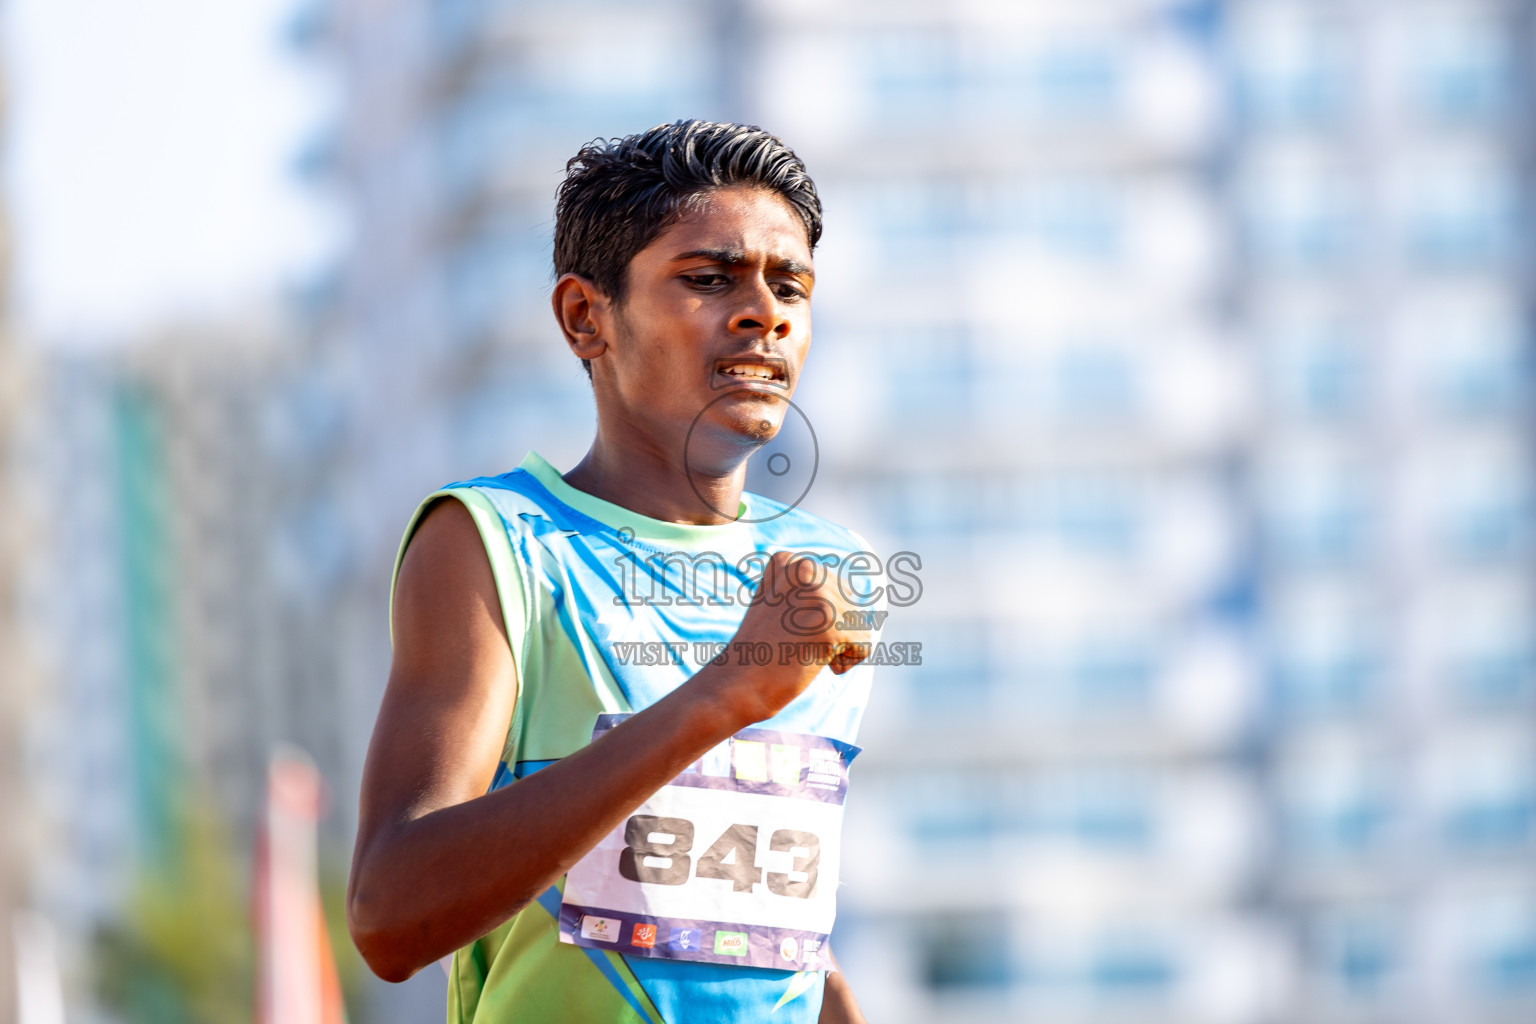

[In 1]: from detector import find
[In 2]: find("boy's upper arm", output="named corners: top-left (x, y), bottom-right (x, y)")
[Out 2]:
top-left (362, 497), bottom-right (521, 830)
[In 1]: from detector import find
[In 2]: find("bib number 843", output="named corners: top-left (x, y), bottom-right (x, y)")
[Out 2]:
top-left (617, 815), bottom-right (819, 898)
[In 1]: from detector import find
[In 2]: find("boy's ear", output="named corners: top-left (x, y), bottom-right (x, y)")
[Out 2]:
top-left (551, 273), bottom-right (610, 363)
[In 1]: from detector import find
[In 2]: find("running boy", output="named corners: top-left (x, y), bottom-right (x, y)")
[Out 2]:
top-left (348, 120), bottom-right (878, 1023)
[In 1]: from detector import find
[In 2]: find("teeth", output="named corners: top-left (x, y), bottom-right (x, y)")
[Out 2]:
top-left (723, 365), bottom-right (774, 379)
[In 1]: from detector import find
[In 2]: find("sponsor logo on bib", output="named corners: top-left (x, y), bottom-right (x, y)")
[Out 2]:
top-left (668, 928), bottom-right (701, 952)
top-left (631, 923), bottom-right (657, 949)
top-left (580, 916), bottom-right (621, 943)
top-left (780, 937), bottom-right (798, 962)
top-left (713, 930), bottom-right (749, 956)
top-left (732, 741), bottom-right (768, 782)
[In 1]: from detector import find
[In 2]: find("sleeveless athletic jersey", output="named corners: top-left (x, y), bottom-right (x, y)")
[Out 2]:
top-left (390, 452), bottom-right (881, 1024)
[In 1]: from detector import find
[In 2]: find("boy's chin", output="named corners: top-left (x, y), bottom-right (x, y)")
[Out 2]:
top-left (707, 394), bottom-right (786, 436)
top-left (684, 413), bottom-right (784, 465)
top-left (730, 411), bottom-right (786, 445)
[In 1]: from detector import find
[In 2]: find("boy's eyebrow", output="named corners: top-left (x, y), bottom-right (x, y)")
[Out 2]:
top-left (671, 247), bottom-right (815, 279)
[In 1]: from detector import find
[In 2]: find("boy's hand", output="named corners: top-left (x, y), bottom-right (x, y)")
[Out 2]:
top-left (707, 550), bottom-right (874, 727)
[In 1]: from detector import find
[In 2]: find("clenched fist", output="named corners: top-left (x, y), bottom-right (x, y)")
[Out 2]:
top-left (707, 550), bottom-right (876, 727)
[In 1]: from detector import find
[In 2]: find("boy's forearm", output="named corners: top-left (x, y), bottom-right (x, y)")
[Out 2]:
top-left (348, 664), bottom-right (751, 981)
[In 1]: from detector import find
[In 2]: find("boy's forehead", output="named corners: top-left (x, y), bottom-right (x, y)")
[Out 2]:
top-left (652, 189), bottom-right (814, 265)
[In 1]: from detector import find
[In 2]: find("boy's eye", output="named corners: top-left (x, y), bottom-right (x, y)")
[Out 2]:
top-left (685, 273), bottom-right (730, 287)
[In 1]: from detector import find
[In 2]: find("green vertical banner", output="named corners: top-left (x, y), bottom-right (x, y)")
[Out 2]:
top-left (114, 383), bottom-right (184, 874)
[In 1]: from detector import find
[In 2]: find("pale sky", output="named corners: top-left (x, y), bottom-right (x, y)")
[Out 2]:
top-left (3, 0), bottom-right (338, 347)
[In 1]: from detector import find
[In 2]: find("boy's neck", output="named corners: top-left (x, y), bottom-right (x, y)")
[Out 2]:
top-left (562, 431), bottom-right (747, 527)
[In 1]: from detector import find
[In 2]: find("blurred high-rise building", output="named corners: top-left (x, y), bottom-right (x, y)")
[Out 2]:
top-left (1, 106), bottom-right (31, 1024)
top-left (13, 319), bottom-right (364, 1023)
top-left (1229, 3), bottom-right (1536, 1022)
top-left (0, 47), bottom-right (64, 1024)
top-left (304, 1), bottom-right (1536, 1022)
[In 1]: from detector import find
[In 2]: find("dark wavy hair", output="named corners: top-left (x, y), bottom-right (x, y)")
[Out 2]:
top-left (554, 119), bottom-right (823, 308)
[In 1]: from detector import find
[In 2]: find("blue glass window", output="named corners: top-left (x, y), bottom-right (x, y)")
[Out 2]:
top-left (1307, 909), bottom-right (1398, 1000)
top-left (1477, 929), bottom-right (1536, 996)
top-left (1271, 648), bottom-right (1378, 720)
top-left (1243, 160), bottom-right (1357, 273)
top-left (1405, 13), bottom-right (1516, 123)
top-left (909, 620), bottom-right (991, 714)
top-left (873, 472), bottom-right (990, 548)
top-left (1070, 776), bottom-right (1155, 851)
top-left (1020, 469), bottom-right (1144, 558)
top-left (1054, 345), bottom-right (1138, 420)
top-left (1279, 757), bottom-right (1392, 860)
top-left (920, 913), bottom-right (1017, 990)
top-left (1443, 781), bottom-right (1536, 855)
top-left (1231, 11), bottom-right (1351, 129)
top-left (1267, 598), bottom-right (1381, 720)
top-left (1005, 178), bottom-right (1124, 263)
top-left (866, 29), bottom-right (963, 119)
top-left (1437, 462), bottom-right (1534, 565)
top-left (441, 226), bottom-right (550, 345)
top-left (1262, 465), bottom-right (1374, 571)
top-left (1422, 317), bottom-right (1533, 419)
top-left (431, 0), bottom-right (499, 55)
top-left (1444, 897), bottom-right (1536, 1000)
top-left (1007, 770), bottom-right (1157, 854)
top-left (911, 800), bottom-right (996, 848)
top-left (1403, 159), bottom-right (1521, 272)
top-left (1028, 35), bottom-right (1123, 121)
top-left (1088, 942), bottom-right (1175, 997)
top-left (1264, 317), bottom-right (1367, 423)
top-left (865, 27), bottom-right (1125, 127)
top-left (1447, 614), bottom-right (1536, 710)
top-left (884, 323), bottom-right (973, 416)
top-left (1068, 640), bottom-right (1157, 716)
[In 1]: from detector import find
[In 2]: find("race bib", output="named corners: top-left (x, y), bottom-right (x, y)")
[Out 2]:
top-left (559, 714), bottom-right (859, 970)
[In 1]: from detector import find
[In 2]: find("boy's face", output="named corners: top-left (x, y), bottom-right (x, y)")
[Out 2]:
top-left (589, 186), bottom-right (815, 475)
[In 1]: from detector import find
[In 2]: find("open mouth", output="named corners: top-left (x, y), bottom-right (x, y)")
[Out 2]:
top-left (711, 356), bottom-right (789, 391)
